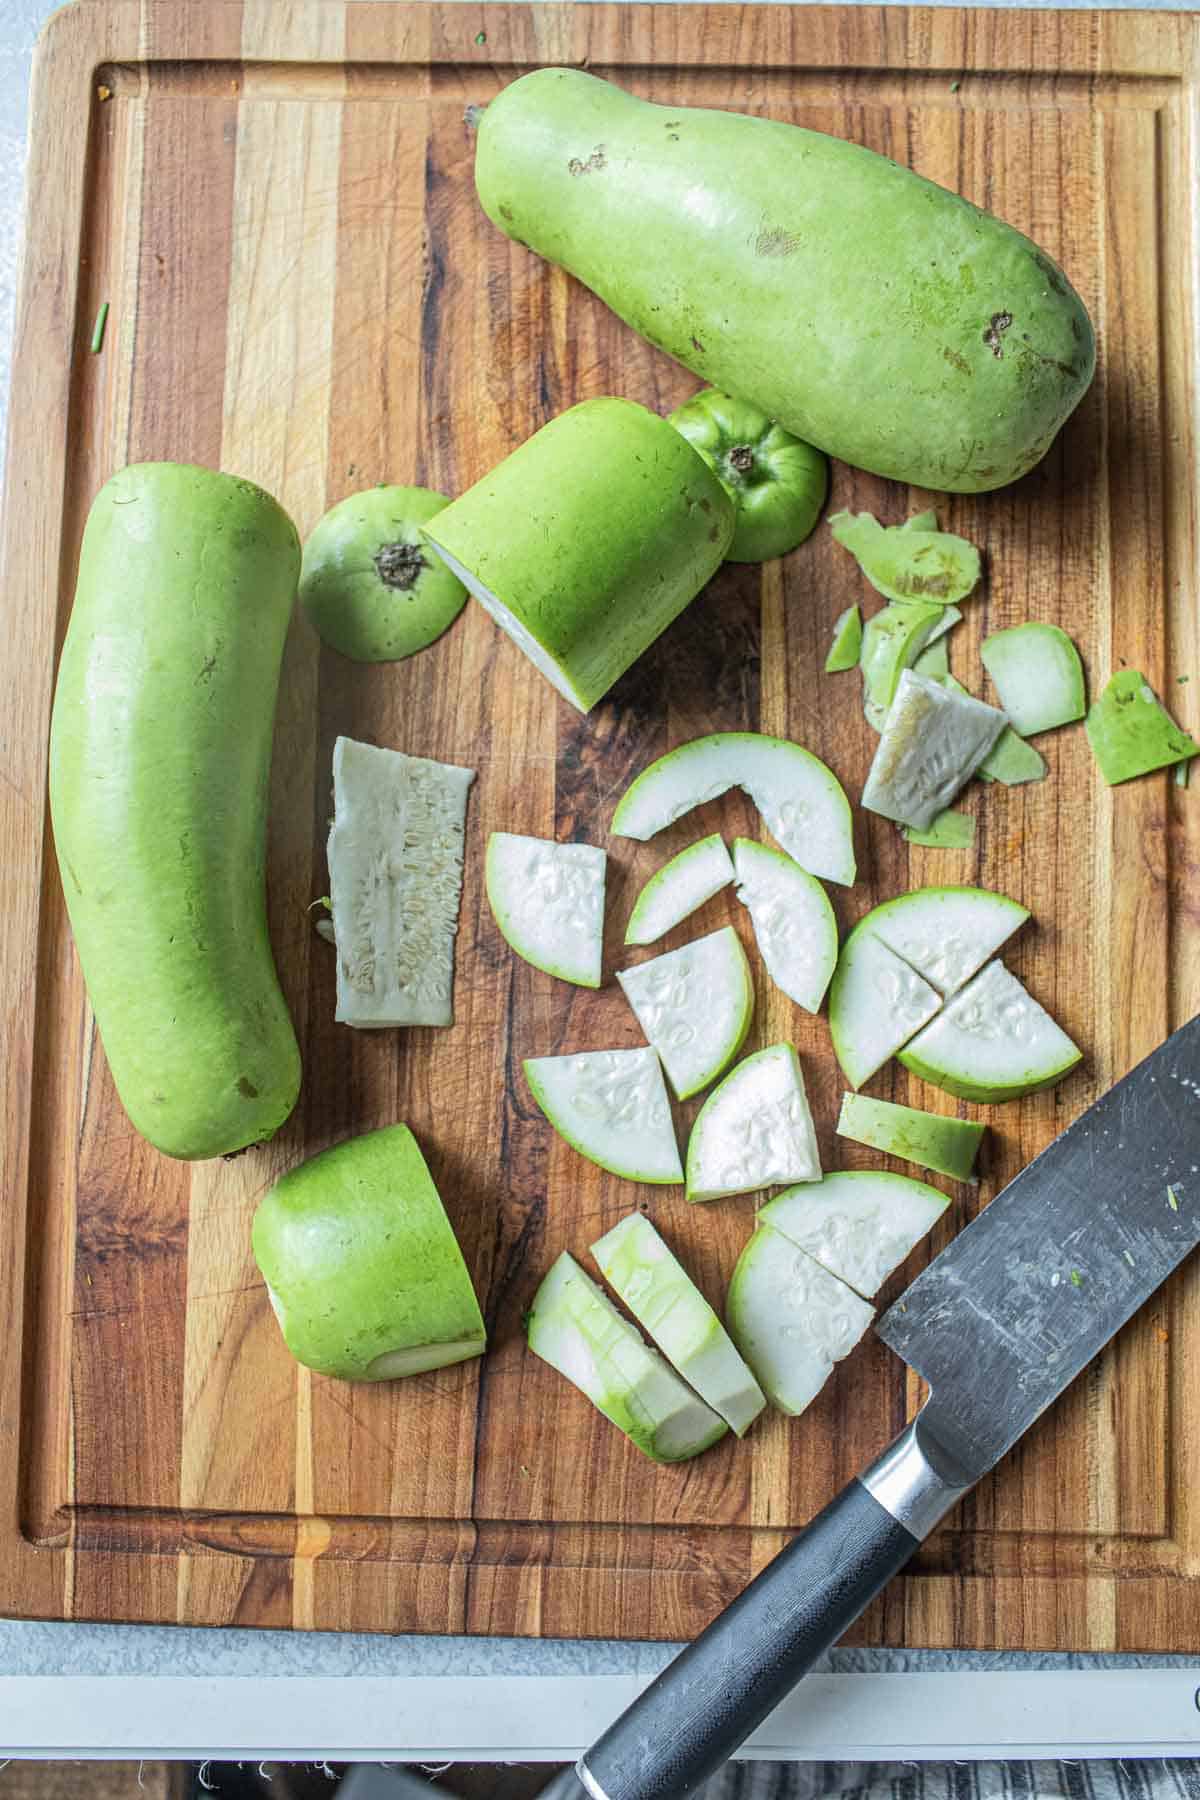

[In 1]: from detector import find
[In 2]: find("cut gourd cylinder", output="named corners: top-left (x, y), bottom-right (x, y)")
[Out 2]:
top-left (424, 398), bottom-right (734, 712)
top-left (527, 1253), bottom-right (728, 1462)
top-left (591, 1214), bottom-right (765, 1435)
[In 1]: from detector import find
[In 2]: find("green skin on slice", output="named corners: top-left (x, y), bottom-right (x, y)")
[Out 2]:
top-left (830, 512), bottom-right (981, 602)
top-left (524, 1048), bottom-right (683, 1184)
top-left (825, 605), bottom-right (862, 673)
top-left (299, 486), bottom-right (467, 663)
top-left (617, 926), bottom-right (753, 1100)
top-left (862, 670), bottom-right (1007, 829)
top-left (732, 838), bottom-right (838, 1014)
top-left (827, 923), bottom-right (942, 1089)
top-left (686, 1043), bottom-right (821, 1202)
top-left (48, 462), bottom-right (302, 1160)
top-left (837, 1091), bottom-right (985, 1182)
top-left (476, 70), bottom-right (1094, 492)
top-left (859, 885), bottom-right (1029, 996)
top-left (251, 1124), bottom-right (486, 1380)
top-left (980, 621), bottom-right (1086, 735)
top-left (903, 808), bottom-right (975, 850)
top-left (898, 958), bottom-right (1082, 1102)
top-left (425, 397), bottom-right (734, 712)
top-left (612, 732), bottom-right (856, 887)
top-left (1085, 670), bottom-right (1200, 784)
top-left (591, 1213), bottom-right (765, 1435)
top-left (725, 1224), bottom-right (874, 1416)
top-left (527, 1252), bottom-right (728, 1462)
top-left (667, 386), bottom-right (828, 562)
top-left (485, 833), bottom-right (605, 987)
top-left (625, 833), bottom-right (735, 947)
top-left (759, 1170), bottom-right (950, 1299)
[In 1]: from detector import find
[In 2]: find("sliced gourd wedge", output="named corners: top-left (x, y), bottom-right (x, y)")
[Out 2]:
top-left (827, 925), bottom-right (941, 1089)
top-left (1085, 670), bottom-right (1200, 784)
top-left (759, 1170), bottom-right (950, 1299)
top-left (898, 959), bottom-right (1082, 1102)
top-left (327, 736), bottom-right (474, 1027)
top-left (829, 510), bottom-right (981, 605)
top-left (980, 622), bottom-right (1086, 735)
top-left (617, 926), bottom-right (753, 1100)
top-left (485, 832), bottom-right (605, 987)
top-left (732, 838), bottom-right (838, 1014)
top-left (524, 1048), bottom-right (683, 1184)
top-left (824, 605), bottom-right (862, 673)
top-left (902, 808), bottom-right (975, 850)
top-left (527, 1253), bottom-right (727, 1462)
top-left (612, 732), bottom-right (856, 887)
top-left (624, 834), bottom-right (734, 947)
top-left (686, 1043), bottom-right (821, 1203)
top-left (725, 1224), bottom-right (874, 1416)
top-left (591, 1214), bottom-right (765, 1435)
top-left (863, 885), bottom-right (1030, 997)
top-left (862, 670), bottom-right (1007, 829)
top-left (837, 1091), bottom-right (985, 1182)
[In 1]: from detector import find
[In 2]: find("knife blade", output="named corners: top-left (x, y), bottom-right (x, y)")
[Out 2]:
top-left (577, 1013), bottom-right (1200, 1800)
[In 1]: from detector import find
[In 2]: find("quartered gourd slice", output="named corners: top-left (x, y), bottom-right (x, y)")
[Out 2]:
top-left (725, 1224), bottom-right (874, 1416)
top-left (591, 1213), bottom-right (765, 1435)
top-left (898, 959), bottom-right (1082, 1102)
top-left (327, 736), bottom-right (474, 1027)
top-left (863, 885), bottom-right (1028, 997)
top-left (861, 670), bottom-right (1007, 830)
top-left (523, 1048), bottom-right (683, 1184)
top-left (617, 926), bottom-right (753, 1100)
top-left (624, 833), bottom-right (735, 947)
top-left (732, 838), bottom-right (838, 1013)
top-left (827, 925), bottom-right (941, 1089)
top-left (686, 1043), bottom-right (821, 1203)
top-left (837, 1091), bottom-right (985, 1182)
top-left (485, 833), bottom-right (605, 987)
top-left (527, 1253), bottom-right (727, 1462)
top-left (759, 1170), bottom-right (950, 1300)
top-left (612, 732), bottom-right (856, 887)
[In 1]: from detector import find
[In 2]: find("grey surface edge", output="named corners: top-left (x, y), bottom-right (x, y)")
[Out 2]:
top-left (1, 0), bottom-right (1196, 1690)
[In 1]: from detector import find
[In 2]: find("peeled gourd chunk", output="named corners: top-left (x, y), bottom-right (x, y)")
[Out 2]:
top-left (862, 671), bottom-right (1006, 830)
top-left (591, 1214), bottom-right (765, 1434)
top-left (725, 1224), bottom-right (874, 1416)
top-left (527, 1253), bottom-right (727, 1462)
top-left (617, 926), bottom-right (753, 1100)
top-left (898, 959), bottom-right (1082, 1102)
top-left (327, 736), bottom-right (474, 1027)
top-left (759, 1170), bottom-right (950, 1299)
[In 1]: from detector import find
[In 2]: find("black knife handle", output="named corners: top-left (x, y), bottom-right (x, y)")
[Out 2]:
top-left (578, 1478), bottom-right (918, 1800)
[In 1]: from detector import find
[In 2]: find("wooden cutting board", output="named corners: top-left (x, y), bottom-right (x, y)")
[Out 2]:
top-left (2, 0), bottom-right (1199, 1646)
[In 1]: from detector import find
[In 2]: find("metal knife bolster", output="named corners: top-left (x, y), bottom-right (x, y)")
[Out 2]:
top-left (859, 1408), bottom-right (976, 1539)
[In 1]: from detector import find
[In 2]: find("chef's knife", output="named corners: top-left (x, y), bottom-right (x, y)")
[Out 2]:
top-left (576, 1013), bottom-right (1200, 1800)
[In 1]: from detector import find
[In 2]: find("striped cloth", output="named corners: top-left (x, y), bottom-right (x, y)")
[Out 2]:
top-left (696, 1765), bottom-right (1200, 1800)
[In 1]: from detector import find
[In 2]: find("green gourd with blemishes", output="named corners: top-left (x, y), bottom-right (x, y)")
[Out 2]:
top-left (476, 70), bottom-right (1096, 493)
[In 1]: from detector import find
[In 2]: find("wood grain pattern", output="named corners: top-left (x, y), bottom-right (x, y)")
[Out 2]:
top-left (2, 0), bottom-right (1199, 1644)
